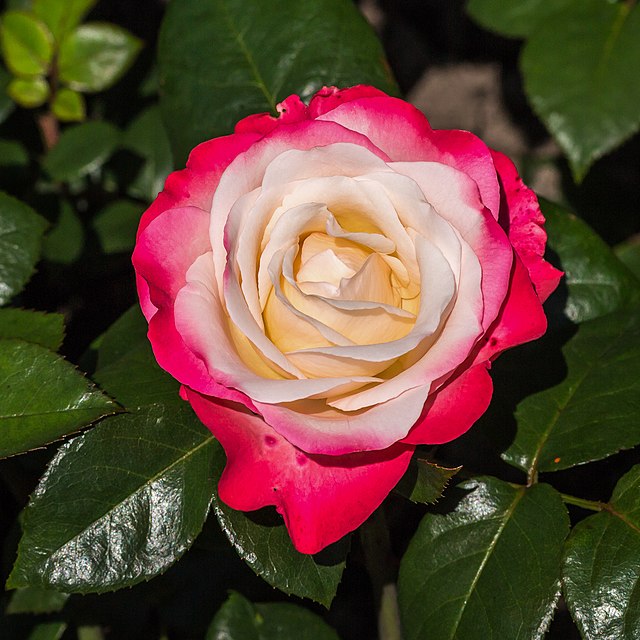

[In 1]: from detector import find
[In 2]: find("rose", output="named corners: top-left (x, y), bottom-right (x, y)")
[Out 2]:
top-left (133, 85), bottom-right (561, 554)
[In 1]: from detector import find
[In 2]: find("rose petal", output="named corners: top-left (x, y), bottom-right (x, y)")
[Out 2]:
top-left (186, 388), bottom-right (414, 554)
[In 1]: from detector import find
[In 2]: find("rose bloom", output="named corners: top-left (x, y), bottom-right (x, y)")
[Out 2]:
top-left (133, 85), bottom-right (561, 554)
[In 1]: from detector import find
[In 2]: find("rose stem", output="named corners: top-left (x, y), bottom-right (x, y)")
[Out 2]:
top-left (360, 506), bottom-right (403, 640)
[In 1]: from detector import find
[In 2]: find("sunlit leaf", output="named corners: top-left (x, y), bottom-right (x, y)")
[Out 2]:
top-left (0, 11), bottom-right (53, 77)
top-left (7, 75), bottom-right (49, 107)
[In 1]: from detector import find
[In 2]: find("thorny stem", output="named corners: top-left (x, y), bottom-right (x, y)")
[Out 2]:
top-left (559, 493), bottom-right (606, 512)
top-left (37, 111), bottom-right (60, 151)
top-left (360, 507), bottom-right (403, 640)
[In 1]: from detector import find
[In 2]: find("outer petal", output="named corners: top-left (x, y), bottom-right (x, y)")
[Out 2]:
top-left (136, 131), bottom-right (262, 236)
top-left (491, 149), bottom-right (562, 302)
top-left (312, 91), bottom-right (501, 218)
top-left (474, 253), bottom-right (549, 363)
top-left (186, 389), bottom-right (414, 554)
top-left (402, 363), bottom-right (493, 445)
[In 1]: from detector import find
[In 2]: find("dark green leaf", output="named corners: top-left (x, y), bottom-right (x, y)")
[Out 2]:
top-left (93, 199), bottom-right (144, 254)
top-left (503, 306), bottom-right (640, 475)
top-left (124, 106), bottom-right (173, 201)
top-left (395, 457), bottom-right (460, 504)
top-left (51, 87), bottom-right (85, 121)
top-left (0, 338), bottom-right (117, 459)
top-left (0, 139), bottom-right (28, 166)
top-left (6, 586), bottom-right (69, 614)
top-left (521, 0), bottom-right (640, 181)
top-left (27, 622), bottom-right (67, 640)
top-left (541, 198), bottom-right (640, 324)
top-left (0, 308), bottom-right (64, 350)
top-left (0, 11), bottom-right (53, 77)
top-left (7, 402), bottom-right (219, 593)
top-left (58, 23), bottom-right (142, 92)
top-left (397, 477), bottom-right (569, 640)
top-left (0, 191), bottom-right (48, 305)
top-left (42, 200), bottom-right (84, 264)
top-left (563, 465), bottom-right (640, 639)
top-left (0, 66), bottom-right (16, 123)
top-left (91, 305), bottom-right (181, 409)
top-left (213, 449), bottom-right (348, 607)
top-left (466, 0), bottom-right (574, 38)
top-left (42, 121), bottom-right (120, 182)
top-left (159, 0), bottom-right (398, 163)
top-left (7, 75), bottom-right (49, 107)
top-left (616, 233), bottom-right (640, 280)
top-left (206, 592), bottom-right (339, 640)
top-left (33, 0), bottom-right (97, 43)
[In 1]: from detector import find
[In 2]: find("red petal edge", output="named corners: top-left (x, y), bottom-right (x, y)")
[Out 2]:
top-left (185, 388), bottom-right (414, 555)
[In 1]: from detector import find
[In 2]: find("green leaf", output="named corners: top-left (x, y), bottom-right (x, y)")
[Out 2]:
top-left (397, 477), bottom-right (569, 640)
top-left (521, 0), bottom-right (640, 181)
top-left (0, 338), bottom-right (117, 459)
top-left (0, 191), bottom-right (48, 305)
top-left (0, 11), bottom-right (53, 78)
top-left (159, 0), bottom-right (398, 164)
top-left (502, 306), bottom-right (640, 476)
top-left (466, 0), bottom-right (575, 38)
top-left (42, 121), bottom-right (120, 182)
top-left (91, 305), bottom-right (181, 409)
top-left (124, 106), bottom-right (173, 201)
top-left (6, 586), bottom-right (69, 614)
top-left (395, 457), bottom-right (460, 504)
top-left (7, 402), bottom-right (219, 593)
top-left (0, 139), bottom-right (28, 166)
top-left (93, 199), bottom-right (144, 254)
top-left (213, 448), bottom-right (348, 607)
top-left (206, 592), bottom-right (339, 640)
top-left (0, 66), bottom-right (16, 123)
top-left (42, 200), bottom-right (84, 264)
top-left (58, 22), bottom-right (142, 93)
top-left (33, 0), bottom-right (97, 43)
top-left (616, 233), bottom-right (640, 280)
top-left (7, 75), bottom-right (49, 107)
top-left (51, 87), bottom-right (85, 122)
top-left (563, 465), bottom-right (640, 639)
top-left (0, 308), bottom-right (64, 350)
top-left (27, 622), bottom-right (67, 640)
top-left (541, 199), bottom-right (640, 324)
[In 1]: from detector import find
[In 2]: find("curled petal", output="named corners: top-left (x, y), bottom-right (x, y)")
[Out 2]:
top-left (186, 388), bottom-right (414, 554)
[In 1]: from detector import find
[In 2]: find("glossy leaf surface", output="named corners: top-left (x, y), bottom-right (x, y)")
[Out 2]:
top-left (0, 308), bottom-right (64, 350)
top-left (542, 199), bottom-right (640, 324)
top-left (466, 0), bottom-right (574, 38)
top-left (213, 449), bottom-right (348, 607)
top-left (33, 0), bottom-right (97, 43)
top-left (58, 23), bottom-right (142, 92)
top-left (398, 477), bottom-right (568, 640)
top-left (206, 592), bottom-right (339, 640)
top-left (503, 306), bottom-right (640, 475)
top-left (0, 338), bottom-right (117, 459)
top-left (7, 402), bottom-right (219, 593)
top-left (42, 121), bottom-right (120, 182)
top-left (0, 192), bottom-right (48, 305)
top-left (395, 457), bottom-right (460, 504)
top-left (0, 11), bottom-right (53, 77)
top-left (563, 465), bottom-right (640, 639)
top-left (522, 0), bottom-right (640, 181)
top-left (158, 0), bottom-right (398, 163)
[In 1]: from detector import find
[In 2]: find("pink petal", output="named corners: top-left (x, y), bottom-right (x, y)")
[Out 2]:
top-left (186, 388), bottom-right (414, 554)
top-left (475, 253), bottom-right (549, 363)
top-left (402, 363), bottom-right (493, 445)
top-left (314, 94), bottom-right (501, 217)
top-left (491, 149), bottom-right (562, 302)
top-left (136, 131), bottom-right (261, 236)
top-left (235, 94), bottom-right (309, 134)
